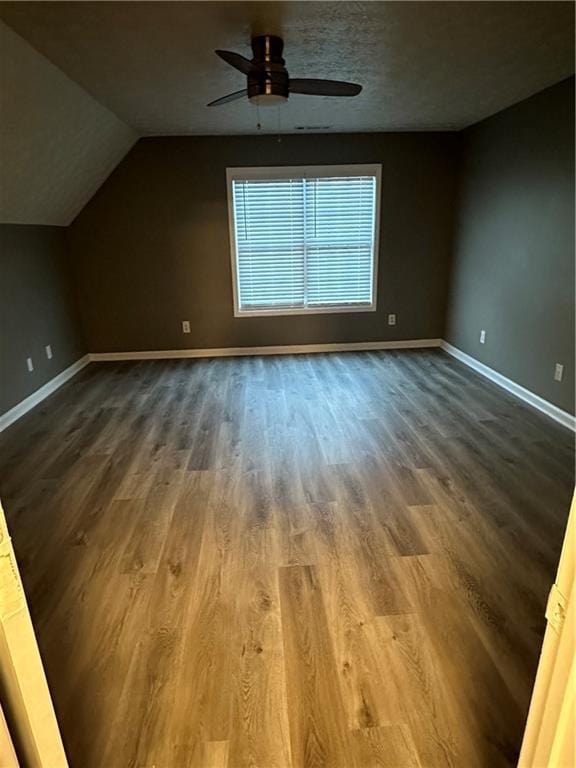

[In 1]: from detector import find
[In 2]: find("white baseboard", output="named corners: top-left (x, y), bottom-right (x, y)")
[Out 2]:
top-left (89, 338), bottom-right (442, 362)
top-left (0, 355), bottom-right (90, 433)
top-left (441, 341), bottom-right (575, 433)
top-left (2, 343), bottom-right (572, 434)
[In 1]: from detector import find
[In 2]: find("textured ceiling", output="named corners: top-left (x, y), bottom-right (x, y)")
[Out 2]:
top-left (0, 1), bottom-right (573, 136)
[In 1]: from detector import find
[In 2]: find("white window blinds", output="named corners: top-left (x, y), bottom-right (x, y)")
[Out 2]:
top-left (233, 178), bottom-right (306, 310)
top-left (229, 166), bottom-right (379, 315)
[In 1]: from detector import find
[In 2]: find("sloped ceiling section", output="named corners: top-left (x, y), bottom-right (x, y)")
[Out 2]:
top-left (0, 20), bottom-right (138, 226)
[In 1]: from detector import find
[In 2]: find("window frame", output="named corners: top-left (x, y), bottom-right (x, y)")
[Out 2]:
top-left (226, 164), bottom-right (382, 318)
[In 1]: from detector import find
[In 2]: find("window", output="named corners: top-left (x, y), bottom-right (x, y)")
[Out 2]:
top-left (227, 165), bottom-right (381, 316)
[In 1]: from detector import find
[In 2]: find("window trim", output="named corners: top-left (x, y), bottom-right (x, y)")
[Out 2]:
top-left (226, 164), bottom-right (382, 318)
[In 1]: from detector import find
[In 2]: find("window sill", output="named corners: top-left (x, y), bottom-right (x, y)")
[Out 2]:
top-left (234, 304), bottom-right (377, 318)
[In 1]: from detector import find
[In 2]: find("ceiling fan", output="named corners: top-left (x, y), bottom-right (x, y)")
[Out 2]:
top-left (207, 34), bottom-right (362, 107)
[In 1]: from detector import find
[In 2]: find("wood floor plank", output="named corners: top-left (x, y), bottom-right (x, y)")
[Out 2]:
top-left (228, 566), bottom-right (292, 768)
top-left (389, 553), bottom-right (525, 767)
top-left (279, 564), bottom-right (357, 768)
top-left (204, 740), bottom-right (230, 768)
top-left (314, 558), bottom-right (381, 731)
top-left (351, 725), bottom-right (422, 767)
top-left (407, 490), bottom-right (544, 708)
top-left (0, 350), bottom-right (572, 768)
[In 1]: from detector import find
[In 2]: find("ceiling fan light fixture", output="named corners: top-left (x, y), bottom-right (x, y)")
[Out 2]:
top-left (249, 93), bottom-right (288, 106)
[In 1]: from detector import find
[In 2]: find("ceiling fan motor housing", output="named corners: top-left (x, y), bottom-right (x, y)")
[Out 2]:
top-left (248, 35), bottom-right (289, 104)
top-left (208, 34), bottom-right (362, 106)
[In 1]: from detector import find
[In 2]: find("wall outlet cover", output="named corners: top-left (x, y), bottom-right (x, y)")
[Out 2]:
top-left (554, 363), bottom-right (564, 382)
top-left (480, 330), bottom-right (486, 344)
top-left (388, 314), bottom-right (397, 326)
top-left (182, 320), bottom-right (191, 334)
top-left (26, 357), bottom-right (34, 372)
top-left (45, 345), bottom-right (53, 360)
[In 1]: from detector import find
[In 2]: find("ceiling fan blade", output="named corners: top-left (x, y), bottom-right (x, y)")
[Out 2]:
top-left (207, 89), bottom-right (247, 107)
top-left (215, 50), bottom-right (261, 75)
top-left (289, 79), bottom-right (362, 97)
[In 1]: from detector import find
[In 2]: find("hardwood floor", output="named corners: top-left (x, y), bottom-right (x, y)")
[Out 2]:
top-left (0, 350), bottom-right (573, 768)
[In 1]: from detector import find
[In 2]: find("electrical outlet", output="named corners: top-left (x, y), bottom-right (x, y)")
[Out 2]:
top-left (26, 357), bottom-right (34, 372)
top-left (182, 320), bottom-right (191, 334)
top-left (554, 363), bottom-right (564, 382)
top-left (480, 329), bottom-right (486, 344)
top-left (45, 344), bottom-right (53, 360)
top-left (388, 314), bottom-right (397, 326)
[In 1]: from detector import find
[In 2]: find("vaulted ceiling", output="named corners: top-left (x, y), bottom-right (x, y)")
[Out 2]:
top-left (1, 1), bottom-right (573, 226)
top-left (0, 20), bottom-right (136, 225)
top-left (1, 1), bottom-right (574, 136)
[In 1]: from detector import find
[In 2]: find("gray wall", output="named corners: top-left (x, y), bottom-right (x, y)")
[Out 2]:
top-left (69, 133), bottom-right (459, 352)
top-left (4, 82), bottom-right (571, 416)
top-left (446, 78), bottom-right (575, 414)
top-left (0, 225), bottom-right (86, 414)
